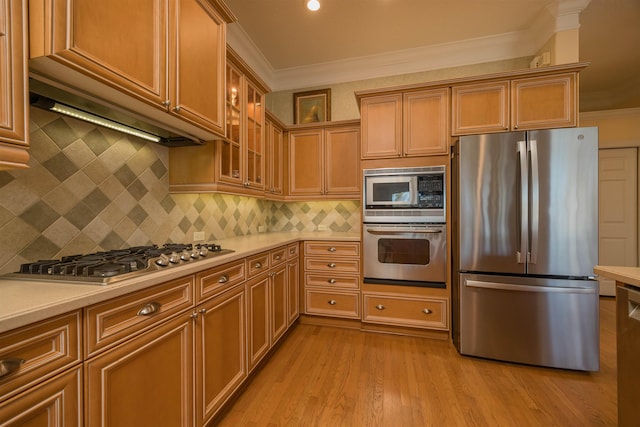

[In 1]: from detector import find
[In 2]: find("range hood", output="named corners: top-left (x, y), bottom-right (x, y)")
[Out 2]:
top-left (29, 77), bottom-right (206, 147)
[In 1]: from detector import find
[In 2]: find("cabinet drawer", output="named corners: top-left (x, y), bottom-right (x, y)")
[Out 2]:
top-left (271, 246), bottom-right (287, 267)
top-left (287, 243), bottom-right (299, 259)
top-left (305, 289), bottom-right (360, 319)
top-left (362, 294), bottom-right (448, 330)
top-left (304, 241), bottom-right (360, 258)
top-left (247, 252), bottom-right (270, 277)
top-left (196, 259), bottom-right (246, 303)
top-left (0, 311), bottom-right (82, 402)
top-left (85, 276), bottom-right (194, 357)
top-left (305, 273), bottom-right (360, 289)
top-left (305, 258), bottom-right (360, 274)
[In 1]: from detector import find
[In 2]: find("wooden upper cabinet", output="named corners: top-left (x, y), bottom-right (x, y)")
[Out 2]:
top-left (511, 73), bottom-right (576, 130)
top-left (29, 0), bottom-right (235, 140)
top-left (288, 122), bottom-right (360, 199)
top-left (170, 0), bottom-right (227, 134)
top-left (360, 89), bottom-right (449, 159)
top-left (360, 94), bottom-right (402, 159)
top-left (451, 81), bottom-right (510, 135)
top-left (452, 72), bottom-right (577, 135)
top-left (0, 0), bottom-right (29, 170)
top-left (265, 113), bottom-right (285, 198)
top-left (403, 88), bottom-right (450, 156)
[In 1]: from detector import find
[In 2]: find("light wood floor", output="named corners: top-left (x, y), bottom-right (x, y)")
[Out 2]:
top-left (215, 297), bottom-right (616, 426)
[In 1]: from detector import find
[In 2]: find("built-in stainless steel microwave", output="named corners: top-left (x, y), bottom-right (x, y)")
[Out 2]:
top-left (363, 166), bottom-right (445, 223)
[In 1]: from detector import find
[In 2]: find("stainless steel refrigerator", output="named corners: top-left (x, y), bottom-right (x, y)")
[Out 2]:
top-left (451, 127), bottom-right (599, 371)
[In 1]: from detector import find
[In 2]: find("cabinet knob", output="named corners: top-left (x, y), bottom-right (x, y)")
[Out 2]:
top-left (137, 301), bottom-right (161, 316)
top-left (198, 308), bottom-right (207, 314)
top-left (422, 308), bottom-right (433, 315)
top-left (162, 100), bottom-right (171, 107)
top-left (328, 278), bottom-right (337, 284)
top-left (328, 300), bottom-right (337, 305)
top-left (190, 312), bottom-right (199, 319)
top-left (327, 263), bottom-right (337, 268)
top-left (0, 358), bottom-right (25, 378)
top-left (375, 304), bottom-right (385, 310)
top-left (218, 274), bottom-right (229, 284)
top-left (275, 255), bottom-right (282, 260)
top-left (328, 247), bottom-right (337, 252)
top-left (254, 262), bottom-right (263, 269)
top-left (174, 106), bottom-right (181, 112)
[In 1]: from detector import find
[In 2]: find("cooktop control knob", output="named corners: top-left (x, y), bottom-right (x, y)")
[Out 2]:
top-left (198, 247), bottom-right (209, 257)
top-left (155, 254), bottom-right (170, 267)
top-left (180, 251), bottom-right (190, 261)
top-left (169, 253), bottom-right (180, 264)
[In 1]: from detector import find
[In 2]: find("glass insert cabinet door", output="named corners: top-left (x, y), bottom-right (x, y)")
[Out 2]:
top-left (221, 63), bottom-right (242, 183)
top-left (246, 83), bottom-right (263, 187)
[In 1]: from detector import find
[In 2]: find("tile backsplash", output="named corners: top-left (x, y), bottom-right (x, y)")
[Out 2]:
top-left (0, 107), bottom-right (360, 275)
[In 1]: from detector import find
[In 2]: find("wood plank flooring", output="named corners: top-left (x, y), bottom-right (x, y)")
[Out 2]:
top-left (215, 297), bottom-right (616, 426)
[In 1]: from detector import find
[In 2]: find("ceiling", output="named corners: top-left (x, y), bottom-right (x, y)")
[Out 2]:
top-left (225, 0), bottom-right (640, 112)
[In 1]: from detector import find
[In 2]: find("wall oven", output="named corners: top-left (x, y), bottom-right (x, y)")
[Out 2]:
top-left (362, 166), bottom-right (446, 287)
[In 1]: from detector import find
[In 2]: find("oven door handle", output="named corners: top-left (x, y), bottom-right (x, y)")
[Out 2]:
top-left (366, 229), bottom-right (442, 235)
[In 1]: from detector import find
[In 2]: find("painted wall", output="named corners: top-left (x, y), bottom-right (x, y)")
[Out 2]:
top-left (580, 108), bottom-right (640, 148)
top-left (265, 57), bottom-right (533, 125)
top-left (0, 107), bottom-right (360, 275)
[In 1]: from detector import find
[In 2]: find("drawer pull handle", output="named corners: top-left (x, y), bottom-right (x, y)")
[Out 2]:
top-left (137, 302), bottom-right (161, 316)
top-left (328, 247), bottom-right (337, 252)
top-left (275, 255), bottom-right (282, 260)
top-left (328, 263), bottom-right (337, 268)
top-left (218, 274), bottom-right (229, 284)
top-left (254, 262), bottom-right (263, 269)
top-left (290, 249), bottom-right (295, 254)
top-left (328, 278), bottom-right (337, 284)
top-left (422, 308), bottom-right (433, 315)
top-left (328, 300), bottom-right (337, 305)
top-left (0, 358), bottom-right (25, 378)
top-left (375, 304), bottom-right (385, 310)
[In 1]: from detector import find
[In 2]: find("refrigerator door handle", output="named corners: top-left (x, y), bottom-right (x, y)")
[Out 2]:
top-left (465, 280), bottom-right (597, 294)
top-left (529, 139), bottom-right (539, 264)
top-left (516, 140), bottom-right (528, 264)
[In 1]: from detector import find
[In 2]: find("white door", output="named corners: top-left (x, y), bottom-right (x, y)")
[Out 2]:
top-left (598, 148), bottom-right (638, 296)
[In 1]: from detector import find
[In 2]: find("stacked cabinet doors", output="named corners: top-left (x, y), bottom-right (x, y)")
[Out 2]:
top-left (0, 0), bottom-right (29, 169)
top-left (29, 0), bottom-right (234, 140)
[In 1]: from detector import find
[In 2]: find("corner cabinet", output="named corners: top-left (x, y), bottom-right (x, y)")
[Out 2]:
top-left (0, 0), bottom-right (29, 170)
top-left (29, 0), bottom-right (235, 141)
top-left (287, 121), bottom-right (361, 199)
top-left (169, 47), bottom-right (270, 196)
top-left (360, 88), bottom-right (450, 159)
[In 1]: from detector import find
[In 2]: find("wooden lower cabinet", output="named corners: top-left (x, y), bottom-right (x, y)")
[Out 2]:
top-left (247, 273), bottom-right (270, 372)
top-left (362, 293), bottom-right (448, 330)
top-left (195, 284), bottom-right (247, 426)
top-left (84, 314), bottom-right (194, 427)
top-left (286, 243), bottom-right (300, 326)
top-left (0, 367), bottom-right (82, 426)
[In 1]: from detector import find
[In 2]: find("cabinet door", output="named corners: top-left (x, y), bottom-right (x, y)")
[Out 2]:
top-left (265, 119), bottom-right (284, 196)
top-left (195, 285), bottom-right (247, 425)
top-left (219, 63), bottom-right (243, 185)
top-left (451, 81), bottom-right (510, 135)
top-left (403, 88), bottom-right (450, 156)
top-left (84, 314), bottom-right (194, 427)
top-left (325, 126), bottom-right (360, 195)
top-left (0, 0), bottom-right (29, 169)
top-left (37, 0), bottom-right (168, 107)
top-left (271, 264), bottom-right (288, 345)
top-left (170, 0), bottom-right (226, 134)
top-left (288, 129), bottom-right (324, 195)
top-left (247, 275), bottom-right (270, 371)
top-left (245, 82), bottom-right (265, 190)
top-left (287, 258), bottom-right (300, 326)
top-left (0, 368), bottom-right (82, 426)
top-left (360, 94), bottom-right (402, 159)
top-left (511, 73), bottom-right (576, 130)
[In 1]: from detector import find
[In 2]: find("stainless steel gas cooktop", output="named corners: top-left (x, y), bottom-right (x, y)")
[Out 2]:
top-left (1, 243), bottom-right (233, 285)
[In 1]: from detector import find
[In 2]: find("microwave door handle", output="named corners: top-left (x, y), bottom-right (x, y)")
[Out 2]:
top-left (366, 229), bottom-right (443, 235)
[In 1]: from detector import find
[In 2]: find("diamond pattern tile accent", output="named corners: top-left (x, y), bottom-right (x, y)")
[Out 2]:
top-left (0, 107), bottom-right (361, 275)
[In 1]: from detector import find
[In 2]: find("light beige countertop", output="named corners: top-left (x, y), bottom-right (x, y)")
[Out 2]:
top-left (594, 265), bottom-right (640, 289)
top-left (0, 231), bottom-right (359, 334)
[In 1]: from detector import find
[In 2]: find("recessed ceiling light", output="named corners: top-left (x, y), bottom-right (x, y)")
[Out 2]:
top-left (307, 0), bottom-right (320, 11)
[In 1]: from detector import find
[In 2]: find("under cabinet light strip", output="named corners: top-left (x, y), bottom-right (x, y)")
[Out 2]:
top-left (50, 102), bottom-right (162, 143)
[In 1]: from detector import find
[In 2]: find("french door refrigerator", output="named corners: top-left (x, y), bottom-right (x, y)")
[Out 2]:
top-left (451, 127), bottom-right (599, 371)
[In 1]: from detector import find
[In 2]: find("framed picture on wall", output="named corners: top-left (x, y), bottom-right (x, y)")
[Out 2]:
top-left (293, 89), bottom-right (331, 124)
